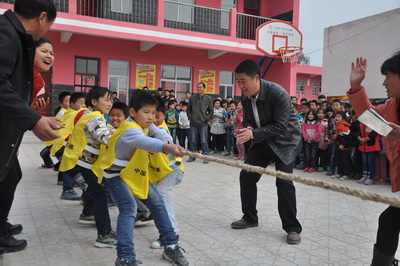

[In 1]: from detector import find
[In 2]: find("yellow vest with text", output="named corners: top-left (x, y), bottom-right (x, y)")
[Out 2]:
top-left (49, 108), bottom-right (87, 156)
top-left (148, 121), bottom-right (184, 185)
top-left (92, 121), bottom-right (150, 199)
top-left (59, 111), bottom-right (103, 172)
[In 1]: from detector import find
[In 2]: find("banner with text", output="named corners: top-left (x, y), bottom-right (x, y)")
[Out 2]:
top-left (198, 70), bottom-right (216, 94)
top-left (136, 64), bottom-right (156, 90)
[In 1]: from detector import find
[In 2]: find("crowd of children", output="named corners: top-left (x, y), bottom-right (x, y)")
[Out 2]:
top-left (39, 89), bottom-right (189, 266)
top-left (292, 95), bottom-right (389, 185)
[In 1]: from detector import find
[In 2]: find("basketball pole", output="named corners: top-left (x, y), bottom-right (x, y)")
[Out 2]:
top-left (257, 55), bottom-right (275, 79)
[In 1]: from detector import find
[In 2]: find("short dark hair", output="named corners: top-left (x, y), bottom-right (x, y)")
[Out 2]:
top-left (302, 102), bottom-right (311, 109)
top-left (325, 106), bottom-right (333, 113)
top-left (300, 98), bottom-right (308, 102)
top-left (154, 95), bottom-right (166, 114)
top-left (381, 51), bottom-right (400, 75)
top-left (332, 99), bottom-right (341, 104)
top-left (157, 87), bottom-right (163, 91)
top-left (180, 101), bottom-right (188, 107)
top-left (58, 91), bottom-right (71, 103)
top-left (226, 95), bottom-right (233, 99)
top-left (33, 37), bottom-right (52, 48)
top-left (310, 100), bottom-right (318, 105)
top-left (336, 111), bottom-right (347, 120)
top-left (167, 100), bottom-right (176, 107)
top-left (235, 59), bottom-right (261, 78)
top-left (198, 82), bottom-right (206, 88)
top-left (213, 99), bottom-right (222, 105)
top-left (112, 91), bottom-right (118, 96)
top-left (306, 109), bottom-right (318, 122)
top-left (129, 89), bottom-right (158, 111)
top-left (70, 92), bottom-right (85, 104)
top-left (86, 87), bottom-right (111, 108)
top-left (14, 0), bottom-right (57, 22)
top-left (185, 91), bottom-right (191, 94)
top-left (110, 102), bottom-right (129, 119)
top-left (318, 95), bottom-right (326, 99)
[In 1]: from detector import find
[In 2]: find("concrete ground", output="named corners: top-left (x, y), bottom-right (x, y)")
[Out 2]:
top-left (1, 132), bottom-right (399, 266)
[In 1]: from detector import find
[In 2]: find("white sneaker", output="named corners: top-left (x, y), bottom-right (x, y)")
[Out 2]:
top-left (331, 174), bottom-right (341, 179)
top-left (339, 175), bottom-right (349, 181)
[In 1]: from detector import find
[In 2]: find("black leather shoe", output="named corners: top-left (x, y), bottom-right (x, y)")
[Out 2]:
top-left (0, 232), bottom-right (27, 252)
top-left (0, 246), bottom-right (5, 255)
top-left (5, 222), bottom-right (22, 235)
top-left (231, 218), bottom-right (258, 229)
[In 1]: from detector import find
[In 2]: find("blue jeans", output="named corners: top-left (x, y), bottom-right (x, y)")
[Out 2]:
top-left (225, 127), bottom-right (232, 152)
top-left (102, 178), bottom-right (177, 259)
top-left (329, 140), bottom-right (337, 171)
top-left (62, 172), bottom-right (78, 192)
top-left (155, 168), bottom-right (183, 233)
top-left (189, 125), bottom-right (209, 155)
top-left (102, 176), bottom-right (137, 259)
top-left (361, 151), bottom-right (378, 179)
top-left (168, 126), bottom-right (177, 144)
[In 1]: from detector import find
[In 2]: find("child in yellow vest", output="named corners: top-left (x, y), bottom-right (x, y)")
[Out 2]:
top-left (59, 87), bottom-right (116, 248)
top-left (92, 90), bottom-right (189, 266)
top-left (148, 96), bottom-right (185, 249)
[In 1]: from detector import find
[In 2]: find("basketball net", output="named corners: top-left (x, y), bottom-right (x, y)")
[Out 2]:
top-left (279, 46), bottom-right (302, 68)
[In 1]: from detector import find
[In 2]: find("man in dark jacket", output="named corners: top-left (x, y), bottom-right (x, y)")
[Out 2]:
top-left (186, 82), bottom-right (213, 163)
top-left (0, 0), bottom-right (59, 253)
top-left (231, 59), bottom-right (303, 245)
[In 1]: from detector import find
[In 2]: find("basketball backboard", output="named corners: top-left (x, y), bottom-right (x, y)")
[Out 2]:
top-left (256, 20), bottom-right (303, 58)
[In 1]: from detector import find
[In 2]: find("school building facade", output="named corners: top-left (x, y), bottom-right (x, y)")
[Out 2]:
top-left (0, 0), bottom-right (322, 115)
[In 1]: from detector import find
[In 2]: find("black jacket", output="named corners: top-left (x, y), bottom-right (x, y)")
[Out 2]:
top-left (0, 10), bottom-right (41, 181)
top-left (241, 79), bottom-right (301, 165)
top-left (187, 93), bottom-right (213, 127)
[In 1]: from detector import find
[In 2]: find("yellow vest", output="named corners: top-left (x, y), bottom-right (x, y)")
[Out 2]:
top-left (92, 121), bottom-right (150, 199)
top-left (148, 122), bottom-right (184, 185)
top-left (59, 111), bottom-right (103, 172)
top-left (49, 108), bottom-right (87, 156)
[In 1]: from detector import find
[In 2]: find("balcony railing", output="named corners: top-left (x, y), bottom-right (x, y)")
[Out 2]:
top-left (236, 13), bottom-right (272, 40)
top-left (0, 0), bottom-right (68, 13)
top-left (164, 0), bottom-right (229, 36)
top-left (0, 0), bottom-right (281, 40)
top-left (77, 0), bottom-right (156, 25)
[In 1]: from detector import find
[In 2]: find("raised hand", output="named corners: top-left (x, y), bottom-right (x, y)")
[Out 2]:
top-left (350, 57), bottom-right (367, 90)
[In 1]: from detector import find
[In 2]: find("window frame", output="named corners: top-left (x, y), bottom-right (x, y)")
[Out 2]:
top-left (74, 57), bottom-right (100, 93)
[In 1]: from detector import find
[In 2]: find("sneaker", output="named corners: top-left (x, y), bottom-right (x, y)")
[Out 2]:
top-left (357, 177), bottom-right (367, 184)
top-left (231, 218), bottom-right (258, 229)
top-left (5, 222), bottom-right (22, 235)
top-left (186, 157), bottom-right (195, 162)
top-left (326, 172), bottom-right (334, 176)
top-left (303, 167), bottom-right (309, 172)
top-left (295, 163), bottom-right (305, 170)
top-left (317, 167), bottom-right (325, 172)
top-left (331, 174), bottom-right (342, 179)
top-left (150, 239), bottom-right (165, 249)
top-left (162, 246), bottom-right (189, 266)
top-left (364, 178), bottom-right (374, 185)
top-left (287, 232), bottom-right (301, 245)
top-left (38, 164), bottom-right (54, 169)
top-left (94, 231), bottom-right (117, 248)
top-left (135, 214), bottom-right (153, 226)
top-left (308, 168), bottom-right (315, 173)
top-left (374, 178), bottom-right (386, 185)
top-left (78, 214), bottom-right (96, 225)
top-left (339, 175), bottom-right (349, 181)
top-left (60, 190), bottom-right (81, 201)
top-left (115, 257), bottom-right (142, 266)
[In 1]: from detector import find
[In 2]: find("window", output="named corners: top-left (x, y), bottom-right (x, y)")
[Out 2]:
top-left (165, 0), bottom-right (194, 23)
top-left (219, 71), bottom-right (234, 99)
top-left (75, 57), bottom-right (100, 93)
top-left (111, 0), bottom-right (133, 14)
top-left (109, 60), bottom-right (130, 104)
top-left (296, 80), bottom-right (305, 95)
top-left (312, 81), bottom-right (319, 96)
top-left (161, 65), bottom-right (192, 102)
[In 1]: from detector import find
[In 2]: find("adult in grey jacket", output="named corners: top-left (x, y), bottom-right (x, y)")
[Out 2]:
top-left (186, 82), bottom-right (213, 163)
top-left (0, 0), bottom-right (59, 253)
top-left (231, 59), bottom-right (302, 245)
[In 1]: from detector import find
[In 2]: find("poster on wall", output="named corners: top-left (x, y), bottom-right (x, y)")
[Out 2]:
top-left (198, 70), bottom-right (216, 94)
top-left (136, 64), bottom-right (156, 90)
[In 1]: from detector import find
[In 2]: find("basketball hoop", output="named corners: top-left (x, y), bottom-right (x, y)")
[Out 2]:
top-left (279, 46), bottom-right (302, 68)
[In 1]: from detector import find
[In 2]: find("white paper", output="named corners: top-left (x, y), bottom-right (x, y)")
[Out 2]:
top-left (358, 108), bottom-right (393, 137)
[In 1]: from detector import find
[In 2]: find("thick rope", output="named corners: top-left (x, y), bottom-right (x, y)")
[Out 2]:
top-left (183, 150), bottom-right (400, 208)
